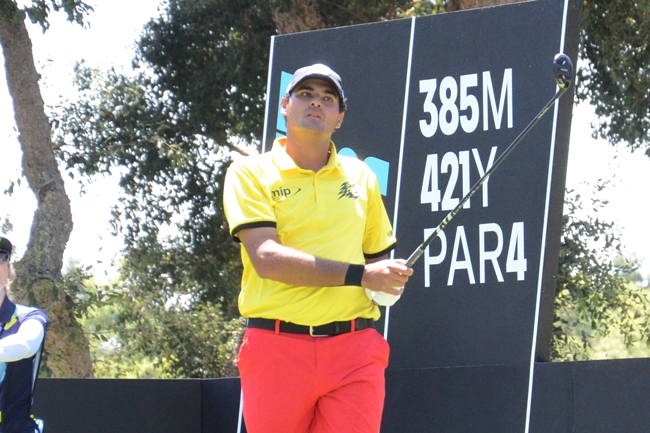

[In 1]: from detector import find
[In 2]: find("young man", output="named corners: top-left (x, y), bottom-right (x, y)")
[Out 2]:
top-left (0, 236), bottom-right (48, 433)
top-left (223, 64), bottom-right (412, 433)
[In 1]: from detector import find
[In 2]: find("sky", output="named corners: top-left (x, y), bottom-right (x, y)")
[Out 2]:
top-left (1, 0), bottom-right (649, 283)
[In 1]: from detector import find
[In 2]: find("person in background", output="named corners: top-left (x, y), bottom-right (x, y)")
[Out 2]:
top-left (0, 236), bottom-right (48, 433)
top-left (223, 64), bottom-right (412, 433)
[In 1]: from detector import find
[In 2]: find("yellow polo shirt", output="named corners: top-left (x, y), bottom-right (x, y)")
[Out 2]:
top-left (223, 138), bottom-right (396, 325)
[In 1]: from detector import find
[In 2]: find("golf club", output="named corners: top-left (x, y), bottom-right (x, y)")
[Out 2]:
top-left (404, 53), bottom-right (574, 268)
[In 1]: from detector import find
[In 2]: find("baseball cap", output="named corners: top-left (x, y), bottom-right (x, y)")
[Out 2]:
top-left (0, 236), bottom-right (12, 256)
top-left (285, 64), bottom-right (347, 112)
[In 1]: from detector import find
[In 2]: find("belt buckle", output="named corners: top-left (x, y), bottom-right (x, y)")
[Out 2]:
top-left (309, 325), bottom-right (330, 337)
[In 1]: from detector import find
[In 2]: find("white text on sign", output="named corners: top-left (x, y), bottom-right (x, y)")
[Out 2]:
top-left (419, 69), bottom-right (513, 137)
top-left (420, 147), bottom-right (498, 211)
top-left (423, 223), bottom-right (528, 286)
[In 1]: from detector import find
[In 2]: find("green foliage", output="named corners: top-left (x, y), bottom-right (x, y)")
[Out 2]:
top-left (2, 0), bottom-right (94, 31)
top-left (58, 262), bottom-right (99, 320)
top-left (0, 217), bottom-right (12, 236)
top-left (54, 61), bottom-right (244, 317)
top-left (135, 0), bottom-right (275, 146)
top-left (83, 282), bottom-right (246, 378)
top-left (71, 233), bottom-right (244, 377)
top-left (588, 283), bottom-right (650, 360)
top-left (393, 0), bottom-right (444, 18)
top-left (70, 264), bottom-right (245, 378)
top-left (552, 184), bottom-right (650, 361)
top-left (578, 0), bottom-right (650, 151)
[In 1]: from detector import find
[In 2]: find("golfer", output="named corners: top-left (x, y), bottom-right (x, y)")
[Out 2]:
top-left (223, 64), bottom-right (412, 433)
top-left (0, 236), bottom-right (48, 433)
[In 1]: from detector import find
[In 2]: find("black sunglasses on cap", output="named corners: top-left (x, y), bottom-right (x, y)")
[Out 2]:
top-left (0, 252), bottom-right (10, 263)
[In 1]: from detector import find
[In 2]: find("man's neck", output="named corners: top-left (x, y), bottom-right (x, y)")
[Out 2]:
top-left (284, 132), bottom-right (332, 172)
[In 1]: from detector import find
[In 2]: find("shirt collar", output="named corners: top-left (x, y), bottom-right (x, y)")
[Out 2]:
top-left (271, 137), bottom-right (342, 172)
top-left (0, 295), bottom-right (15, 324)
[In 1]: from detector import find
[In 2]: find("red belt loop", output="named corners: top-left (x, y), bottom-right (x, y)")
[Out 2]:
top-left (274, 319), bottom-right (281, 335)
top-left (350, 319), bottom-right (356, 332)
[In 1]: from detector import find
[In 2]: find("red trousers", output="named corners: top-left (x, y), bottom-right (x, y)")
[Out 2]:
top-left (237, 327), bottom-right (390, 433)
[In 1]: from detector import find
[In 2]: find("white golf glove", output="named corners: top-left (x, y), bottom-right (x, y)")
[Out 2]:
top-left (365, 287), bottom-right (401, 307)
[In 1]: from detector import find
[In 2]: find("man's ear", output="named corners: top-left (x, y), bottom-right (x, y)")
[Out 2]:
top-left (335, 112), bottom-right (345, 129)
top-left (280, 96), bottom-right (289, 118)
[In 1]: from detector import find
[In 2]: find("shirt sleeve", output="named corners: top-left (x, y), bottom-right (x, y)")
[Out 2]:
top-left (0, 319), bottom-right (45, 362)
top-left (223, 158), bottom-right (277, 241)
top-left (363, 173), bottom-right (397, 258)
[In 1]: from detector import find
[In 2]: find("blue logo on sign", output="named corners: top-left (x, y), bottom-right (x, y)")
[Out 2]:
top-left (276, 71), bottom-right (293, 137)
top-left (276, 70), bottom-right (390, 196)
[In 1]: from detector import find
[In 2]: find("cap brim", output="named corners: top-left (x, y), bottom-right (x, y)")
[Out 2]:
top-left (292, 75), bottom-right (341, 96)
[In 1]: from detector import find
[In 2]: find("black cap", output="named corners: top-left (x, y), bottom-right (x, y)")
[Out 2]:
top-left (0, 236), bottom-right (12, 256)
top-left (285, 64), bottom-right (347, 112)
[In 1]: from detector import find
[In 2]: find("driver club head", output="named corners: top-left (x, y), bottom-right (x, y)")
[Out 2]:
top-left (553, 53), bottom-right (574, 90)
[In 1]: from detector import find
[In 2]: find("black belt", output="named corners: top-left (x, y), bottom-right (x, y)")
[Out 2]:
top-left (247, 317), bottom-right (375, 337)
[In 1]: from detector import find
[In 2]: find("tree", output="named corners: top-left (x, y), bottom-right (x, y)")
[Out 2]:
top-left (578, 0), bottom-right (650, 154)
top-left (552, 184), bottom-right (650, 360)
top-left (0, 0), bottom-right (93, 377)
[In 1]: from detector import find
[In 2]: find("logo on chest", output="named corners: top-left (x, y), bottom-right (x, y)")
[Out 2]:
top-left (271, 187), bottom-right (302, 202)
top-left (338, 182), bottom-right (360, 200)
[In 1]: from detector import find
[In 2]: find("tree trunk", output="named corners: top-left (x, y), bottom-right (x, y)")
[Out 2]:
top-left (0, 0), bottom-right (93, 377)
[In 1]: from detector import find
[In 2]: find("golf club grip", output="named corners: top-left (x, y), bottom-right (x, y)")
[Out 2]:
top-left (404, 86), bottom-right (567, 268)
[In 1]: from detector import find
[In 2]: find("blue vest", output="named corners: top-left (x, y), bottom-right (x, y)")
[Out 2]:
top-left (0, 299), bottom-right (47, 433)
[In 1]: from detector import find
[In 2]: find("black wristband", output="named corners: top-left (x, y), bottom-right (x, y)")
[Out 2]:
top-left (344, 264), bottom-right (365, 287)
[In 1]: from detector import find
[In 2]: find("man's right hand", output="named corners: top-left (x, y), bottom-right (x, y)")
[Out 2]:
top-left (362, 259), bottom-right (413, 295)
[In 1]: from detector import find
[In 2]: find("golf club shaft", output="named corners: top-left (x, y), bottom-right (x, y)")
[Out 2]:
top-left (405, 85), bottom-right (568, 267)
